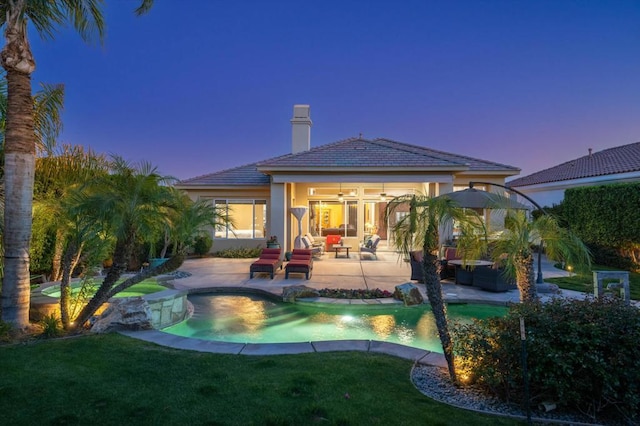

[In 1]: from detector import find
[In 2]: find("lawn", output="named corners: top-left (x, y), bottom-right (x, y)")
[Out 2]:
top-left (546, 264), bottom-right (640, 300)
top-left (0, 334), bottom-right (523, 425)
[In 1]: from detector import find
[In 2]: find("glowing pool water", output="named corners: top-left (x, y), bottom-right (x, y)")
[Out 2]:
top-left (162, 294), bottom-right (507, 353)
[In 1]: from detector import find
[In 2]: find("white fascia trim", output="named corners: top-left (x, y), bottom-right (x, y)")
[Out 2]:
top-left (271, 174), bottom-right (455, 184)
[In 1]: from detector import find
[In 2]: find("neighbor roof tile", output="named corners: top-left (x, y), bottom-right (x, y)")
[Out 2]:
top-left (509, 142), bottom-right (640, 187)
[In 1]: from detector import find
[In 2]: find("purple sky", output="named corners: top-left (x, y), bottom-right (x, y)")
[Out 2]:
top-left (28, 0), bottom-right (640, 181)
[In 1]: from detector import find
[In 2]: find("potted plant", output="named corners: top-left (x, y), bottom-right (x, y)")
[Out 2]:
top-left (266, 235), bottom-right (280, 248)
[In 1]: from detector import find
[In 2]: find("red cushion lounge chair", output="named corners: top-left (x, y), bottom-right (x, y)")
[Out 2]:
top-left (285, 249), bottom-right (313, 279)
top-left (249, 248), bottom-right (283, 279)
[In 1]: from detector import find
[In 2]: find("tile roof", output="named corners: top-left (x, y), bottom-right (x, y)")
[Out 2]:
top-left (509, 141), bottom-right (640, 187)
top-left (257, 137), bottom-right (519, 172)
top-left (177, 162), bottom-right (270, 186)
top-left (178, 137), bottom-right (520, 187)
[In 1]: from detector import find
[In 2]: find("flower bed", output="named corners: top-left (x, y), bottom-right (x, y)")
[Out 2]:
top-left (317, 288), bottom-right (393, 299)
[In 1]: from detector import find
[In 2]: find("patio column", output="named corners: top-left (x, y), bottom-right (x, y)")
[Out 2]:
top-left (270, 182), bottom-right (288, 251)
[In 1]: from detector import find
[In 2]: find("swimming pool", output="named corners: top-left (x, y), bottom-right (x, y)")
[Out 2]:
top-left (162, 293), bottom-right (507, 353)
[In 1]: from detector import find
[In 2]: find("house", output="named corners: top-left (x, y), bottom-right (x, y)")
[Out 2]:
top-left (508, 142), bottom-right (640, 208)
top-left (176, 105), bottom-right (521, 252)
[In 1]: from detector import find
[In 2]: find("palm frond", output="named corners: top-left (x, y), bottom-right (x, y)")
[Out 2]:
top-left (33, 82), bottom-right (64, 154)
top-left (134, 0), bottom-right (154, 16)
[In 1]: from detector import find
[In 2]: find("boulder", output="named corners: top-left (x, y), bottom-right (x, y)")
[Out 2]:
top-left (394, 283), bottom-right (424, 306)
top-left (91, 297), bottom-right (154, 333)
top-left (282, 285), bottom-right (320, 302)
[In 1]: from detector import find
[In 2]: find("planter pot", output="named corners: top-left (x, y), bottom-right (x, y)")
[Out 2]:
top-left (266, 243), bottom-right (281, 249)
top-left (149, 258), bottom-right (169, 269)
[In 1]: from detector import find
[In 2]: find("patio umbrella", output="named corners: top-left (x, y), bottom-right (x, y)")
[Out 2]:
top-left (436, 188), bottom-right (530, 210)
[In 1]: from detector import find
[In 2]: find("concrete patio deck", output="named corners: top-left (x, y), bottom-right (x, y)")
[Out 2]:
top-left (121, 248), bottom-right (578, 367)
top-left (169, 248), bottom-right (575, 305)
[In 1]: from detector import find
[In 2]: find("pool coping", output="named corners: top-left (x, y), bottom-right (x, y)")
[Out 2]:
top-left (118, 329), bottom-right (448, 367)
top-left (117, 283), bottom-right (505, 368)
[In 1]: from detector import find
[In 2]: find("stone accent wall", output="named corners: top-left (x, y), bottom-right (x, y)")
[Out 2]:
top-left (143, 289), bottom-right (190, 329)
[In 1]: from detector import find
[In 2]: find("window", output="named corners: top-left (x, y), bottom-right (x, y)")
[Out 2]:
top-left (213, 199), bottom-right (266, 239)
top-left (309, 200), bottom-right (357, 237)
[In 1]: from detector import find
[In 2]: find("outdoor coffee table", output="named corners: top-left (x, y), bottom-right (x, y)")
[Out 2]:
top-left (332, 244), bottom-right (352, 258)
top-left (448, 260), bottom-right (493, 285)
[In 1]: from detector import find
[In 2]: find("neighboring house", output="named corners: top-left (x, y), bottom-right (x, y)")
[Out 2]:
top-left (508, 142), bottom-right (640, 208)
top-left (176, 105), bottom-right (520, 252)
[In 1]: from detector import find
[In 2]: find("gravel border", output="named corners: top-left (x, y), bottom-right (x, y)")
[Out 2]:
top-left (411, 364), bottom-right (603, 425)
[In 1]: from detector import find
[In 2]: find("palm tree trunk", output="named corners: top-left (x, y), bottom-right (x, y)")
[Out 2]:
top-left (515, 253), bottom-right (537, 303)
top-left (422, 245), bottom-right (457, 384)
top-left (51, 229), bottom-right (66, 281)
top-left (1, 2), bottom-right (37, 328)
top-left (1, 70), bottom-right (36, 328)
top-left (59, 240), bottom-right (84, 329)
top-left (71, 233), bottom-right (133, 330)
top-left (59, 241), bottom-right (77, 328)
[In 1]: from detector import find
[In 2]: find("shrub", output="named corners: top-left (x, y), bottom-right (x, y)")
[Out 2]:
top-left (214, 246), bottom-right (262, 258)
top-left (192, 234), bottom-right (213, 256)
top-left (39, 314), bottom-right (63, 338)
top-left (317, 288), bottom-right (393, 299)
top-left (0, 320), bottom-right (11, 343)
top-left (587, 243), bottom-right (635, 271)
top-left (452, 297), bottom-right (640, 423)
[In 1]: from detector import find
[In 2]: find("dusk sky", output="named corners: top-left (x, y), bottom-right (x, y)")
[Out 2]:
top-left (27, 0), bottom-right (640, 181)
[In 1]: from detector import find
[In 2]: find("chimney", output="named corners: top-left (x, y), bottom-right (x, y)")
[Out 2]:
top-left (290, 104), bottom-right (312, 154)
top-left (588, 148), bottom-right (592, 157)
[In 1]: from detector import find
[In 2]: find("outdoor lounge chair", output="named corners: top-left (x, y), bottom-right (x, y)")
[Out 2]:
top-left (359, 234), bottom-right (381, 259)
top-left (305, 233), bottom-right (325, 251)
top-left (249, 248), bottom-right (283, 279)
top-left (301, 235), bottom-right (324, 256)
top-left (285, 249), bottom-right (313, 279)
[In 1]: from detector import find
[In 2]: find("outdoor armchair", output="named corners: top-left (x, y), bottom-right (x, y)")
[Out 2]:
top-left (359, 234), bottom-right (381, 259)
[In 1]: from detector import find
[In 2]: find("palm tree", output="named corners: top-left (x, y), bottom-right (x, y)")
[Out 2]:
top-left (157, 188), bottom-right (227, 259)
top-left (458, 210), bottom-right (591, 303)
top-left (69, 157), bottom-right (226, 331)
top-left (34, 145), bottom-right (109, 281)
top-left (387, 194), bottom-right (482, 383)
top-left (0, 1), bottom-right (153, 328)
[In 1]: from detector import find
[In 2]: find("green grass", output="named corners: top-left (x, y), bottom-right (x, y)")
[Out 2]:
top-left (0, 334), bottom-right (523, 425)
top-left (546, 264), bottom-right (640, 300)
top-left (40, 279), bottom-right (167, 299)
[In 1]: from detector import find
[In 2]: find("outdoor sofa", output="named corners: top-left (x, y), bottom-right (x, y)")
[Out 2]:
top-left (472, 266), bottom-right (516, 292)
